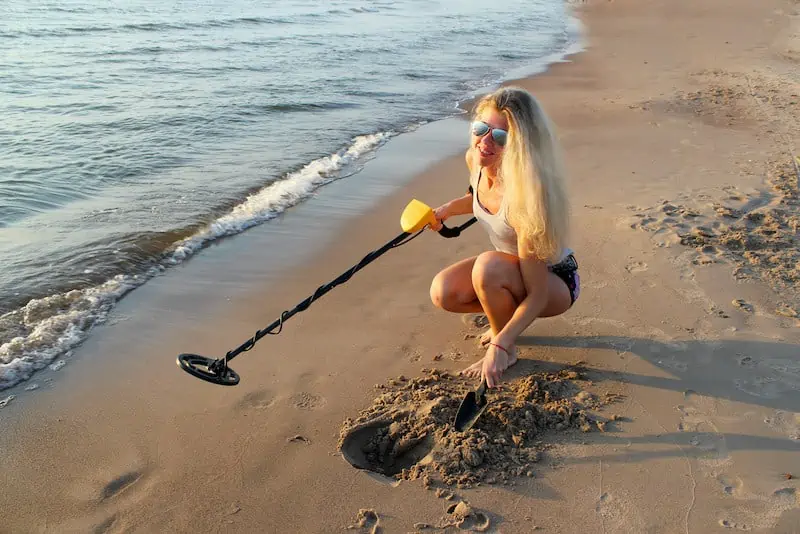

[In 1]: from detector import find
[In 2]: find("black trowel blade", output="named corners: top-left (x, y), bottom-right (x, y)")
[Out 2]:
top-left (452, 379), bottom-right (489, 432)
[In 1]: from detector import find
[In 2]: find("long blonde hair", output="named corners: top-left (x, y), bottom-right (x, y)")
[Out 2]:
top-left (474, 87), bottom-right (570, 262)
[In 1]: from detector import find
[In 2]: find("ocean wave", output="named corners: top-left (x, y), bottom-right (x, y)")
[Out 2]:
top-left (167, 131), bottom-right (393, 263)
top-left (3, 16), bottom-right (294, 39)
top-left (235, 101), bottom-right (361, 116)
top-left (0, 131), bottom-right (394, 391)
top-left (0, 275), bottom-right (139, 391)
top-left (1, 4), bottom-right (402, 40)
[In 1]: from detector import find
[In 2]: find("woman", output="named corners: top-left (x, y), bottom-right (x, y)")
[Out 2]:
top-left (428, 86), bottom-right (579, 388)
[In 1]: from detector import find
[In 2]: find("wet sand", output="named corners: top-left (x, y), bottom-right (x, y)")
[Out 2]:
top-left (1, 0), bottom-right (799, 532)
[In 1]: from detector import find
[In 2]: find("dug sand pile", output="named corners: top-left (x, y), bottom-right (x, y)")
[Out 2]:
top-left (339, 367), bottom-right (623, 488)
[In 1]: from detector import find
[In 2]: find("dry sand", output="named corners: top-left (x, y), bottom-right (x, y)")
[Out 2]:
top-left (1, 0), bottom-right (800, 532)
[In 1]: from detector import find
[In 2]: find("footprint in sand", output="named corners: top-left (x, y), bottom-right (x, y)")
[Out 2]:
top-left (763, 410), bottom-right (800, 440)
top-left (235, 389), bottom-right (274, 411)
top-left (689, 432), bottom-right (730, 466)
top-left (733, 377), bottom-right (782, 400)
top-left (443, 501), bottom-right (491, 532)
top-left (716, 474), bottom-right (744, 497)
top-left (594, 490), bottom-right (646, 532)
top-left (719, 518), bottom-right (752, 530)
top-left (773, 487), bottom-right (798, 503)
top-left (348, 509), bottom-right (381, 534)
top-left (461, 313), bottom-right (489, 330)
top-left (595, 492), bottom-right (611, 513)
top-left (656, 357), bottom-right (688, 373)
top-left (398, 342), bottom-right (422, 363)
top-left (291, 392), bottom-right (325, 410)
top-left (625, 261), bottom-right (649, 273)
top-left (737, 355), bottom-right (757, 367)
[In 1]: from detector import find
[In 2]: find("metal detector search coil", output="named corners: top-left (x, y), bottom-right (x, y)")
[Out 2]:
top-left (177, 199), bottom-right (477, 386)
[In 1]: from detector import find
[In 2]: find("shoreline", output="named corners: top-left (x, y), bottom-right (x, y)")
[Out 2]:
top-left (0, 10), bottom-right (585, 394)
top-left (2, 0), bottom-right (800, 532)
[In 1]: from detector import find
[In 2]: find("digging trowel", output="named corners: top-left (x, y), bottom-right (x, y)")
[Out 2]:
top-left (452, 379), bottom-right (489, 432)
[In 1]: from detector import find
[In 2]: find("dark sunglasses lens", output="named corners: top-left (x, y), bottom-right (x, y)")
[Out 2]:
top-left (471, 121), bottom-right (489, 137)
top-left (492, 129), bottom-right (507, 146)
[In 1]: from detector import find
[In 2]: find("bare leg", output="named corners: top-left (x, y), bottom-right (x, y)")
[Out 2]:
top-left (429, 256), bottom-right (481, 313)
top-left (461, 252), bottom-right (523, 378)
top-left (472, 253), bottom-right (523, 340)
top-left (459, 251), bottom-right (573, 380)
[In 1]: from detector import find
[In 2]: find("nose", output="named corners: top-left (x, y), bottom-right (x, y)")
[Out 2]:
top-left (477, 132), bottom-right (495, 149)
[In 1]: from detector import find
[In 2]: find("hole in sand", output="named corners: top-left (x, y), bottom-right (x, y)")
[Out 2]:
top-left (339, 367), bottom-right (625, 489)
top-left (340, 418), bottom-right (435, 477)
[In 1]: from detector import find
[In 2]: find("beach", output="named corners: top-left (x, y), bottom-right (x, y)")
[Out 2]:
top-left (1, 0), bottom-right (799, 532)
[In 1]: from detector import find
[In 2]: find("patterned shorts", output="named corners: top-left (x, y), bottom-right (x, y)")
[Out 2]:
top-left (549, 254), bottom-right (580, 305)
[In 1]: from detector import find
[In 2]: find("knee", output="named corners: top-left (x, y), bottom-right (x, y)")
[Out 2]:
top-left (429, 272), bottom-right (450, 309)
top-left (471, 252), bottom-right (508, 293)
top-left (430, 272), bottom-right (469, 311)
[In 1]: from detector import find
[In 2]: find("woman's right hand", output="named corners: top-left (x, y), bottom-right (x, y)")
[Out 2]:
top-left (428, 204), bottom-right (449, 231)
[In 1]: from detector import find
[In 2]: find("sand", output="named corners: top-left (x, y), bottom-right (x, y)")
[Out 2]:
top-left (1, 0), bottom-right (800, 532)
top-left (338, 366), bottom-right (615, 488)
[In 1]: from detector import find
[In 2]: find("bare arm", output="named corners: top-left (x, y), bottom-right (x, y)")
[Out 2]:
top-left (436, 193), bottom-right (473, 219)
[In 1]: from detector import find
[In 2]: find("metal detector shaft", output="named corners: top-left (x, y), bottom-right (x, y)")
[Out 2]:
top-left (178, 216), bottom-right (477, 384)
top-left (220, 218), bottom-right (475, 364)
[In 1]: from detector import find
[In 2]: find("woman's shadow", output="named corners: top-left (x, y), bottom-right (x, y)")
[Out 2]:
top-left (512, 334), bottom-right (800, 414)
top-left (497, 334), bottom-right (800, 500)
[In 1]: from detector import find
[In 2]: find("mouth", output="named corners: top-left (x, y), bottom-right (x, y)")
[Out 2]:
top-left (477, 146), bottom-right (494, 157)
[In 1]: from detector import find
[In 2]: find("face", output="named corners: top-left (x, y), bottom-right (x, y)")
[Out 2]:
top-left (471, 107), bottom-right (509, 169)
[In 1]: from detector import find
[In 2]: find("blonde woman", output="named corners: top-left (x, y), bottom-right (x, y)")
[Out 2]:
top-left (428, 87), bottom-right (579, 388)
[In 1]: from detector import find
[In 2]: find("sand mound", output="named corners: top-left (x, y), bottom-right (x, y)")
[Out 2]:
top-left (339, 367), bottom-right (620, 488)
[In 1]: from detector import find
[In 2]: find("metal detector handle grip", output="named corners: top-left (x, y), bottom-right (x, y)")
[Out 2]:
top-left (438, 216), bottom-right (478, 238)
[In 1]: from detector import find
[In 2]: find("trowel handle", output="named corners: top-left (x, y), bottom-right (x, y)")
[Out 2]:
top-left (476, 378), bottom-right (488, 400)
top-left (438, 217), bottom-right (478, 238)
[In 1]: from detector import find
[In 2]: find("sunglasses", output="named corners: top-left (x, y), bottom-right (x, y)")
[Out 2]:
top-left (471, 121), bottom-right (508, 147)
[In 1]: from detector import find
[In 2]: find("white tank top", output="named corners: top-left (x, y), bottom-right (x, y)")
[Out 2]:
top-left (470, 168), bottom-right (572, 264)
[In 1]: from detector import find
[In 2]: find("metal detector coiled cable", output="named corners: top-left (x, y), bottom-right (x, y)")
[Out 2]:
top-left (177, 217), bottom-right (477, 385)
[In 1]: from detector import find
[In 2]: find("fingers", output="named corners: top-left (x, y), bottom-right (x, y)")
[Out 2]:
top-left (481, 363), bottom-right (500, 388)
top-left (480, 346), bottom-right (507, 388)
top-left (429, 207), bottom-right (447, 231)
top-left (463, 367), bottom-right (480, 378)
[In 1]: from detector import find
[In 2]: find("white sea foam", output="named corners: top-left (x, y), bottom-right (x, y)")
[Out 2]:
top-left (0, 132), bottom-right (393, 391)
top-left (0, 275), bottom-right (136, 390)
top-left (168, 132), bottom-right (392, 263)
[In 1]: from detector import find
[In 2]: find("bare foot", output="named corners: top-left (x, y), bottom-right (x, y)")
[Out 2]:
top-left (478, 328), bottom-right (493, 348)
top-left (461, 346), bottom-right (518, 381)
top-left (462, 358), bottom-right (485, 379)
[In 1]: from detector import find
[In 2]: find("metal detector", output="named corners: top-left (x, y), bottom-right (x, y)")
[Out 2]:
top-left (176, 199), bottom-right (477, 387)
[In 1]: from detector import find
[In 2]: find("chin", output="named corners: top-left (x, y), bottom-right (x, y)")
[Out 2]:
top-left (478, 155), bottom-right (497, 167)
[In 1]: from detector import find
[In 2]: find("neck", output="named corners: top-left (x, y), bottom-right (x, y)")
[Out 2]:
top-left (481, 166), bottom-right (501, 186)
